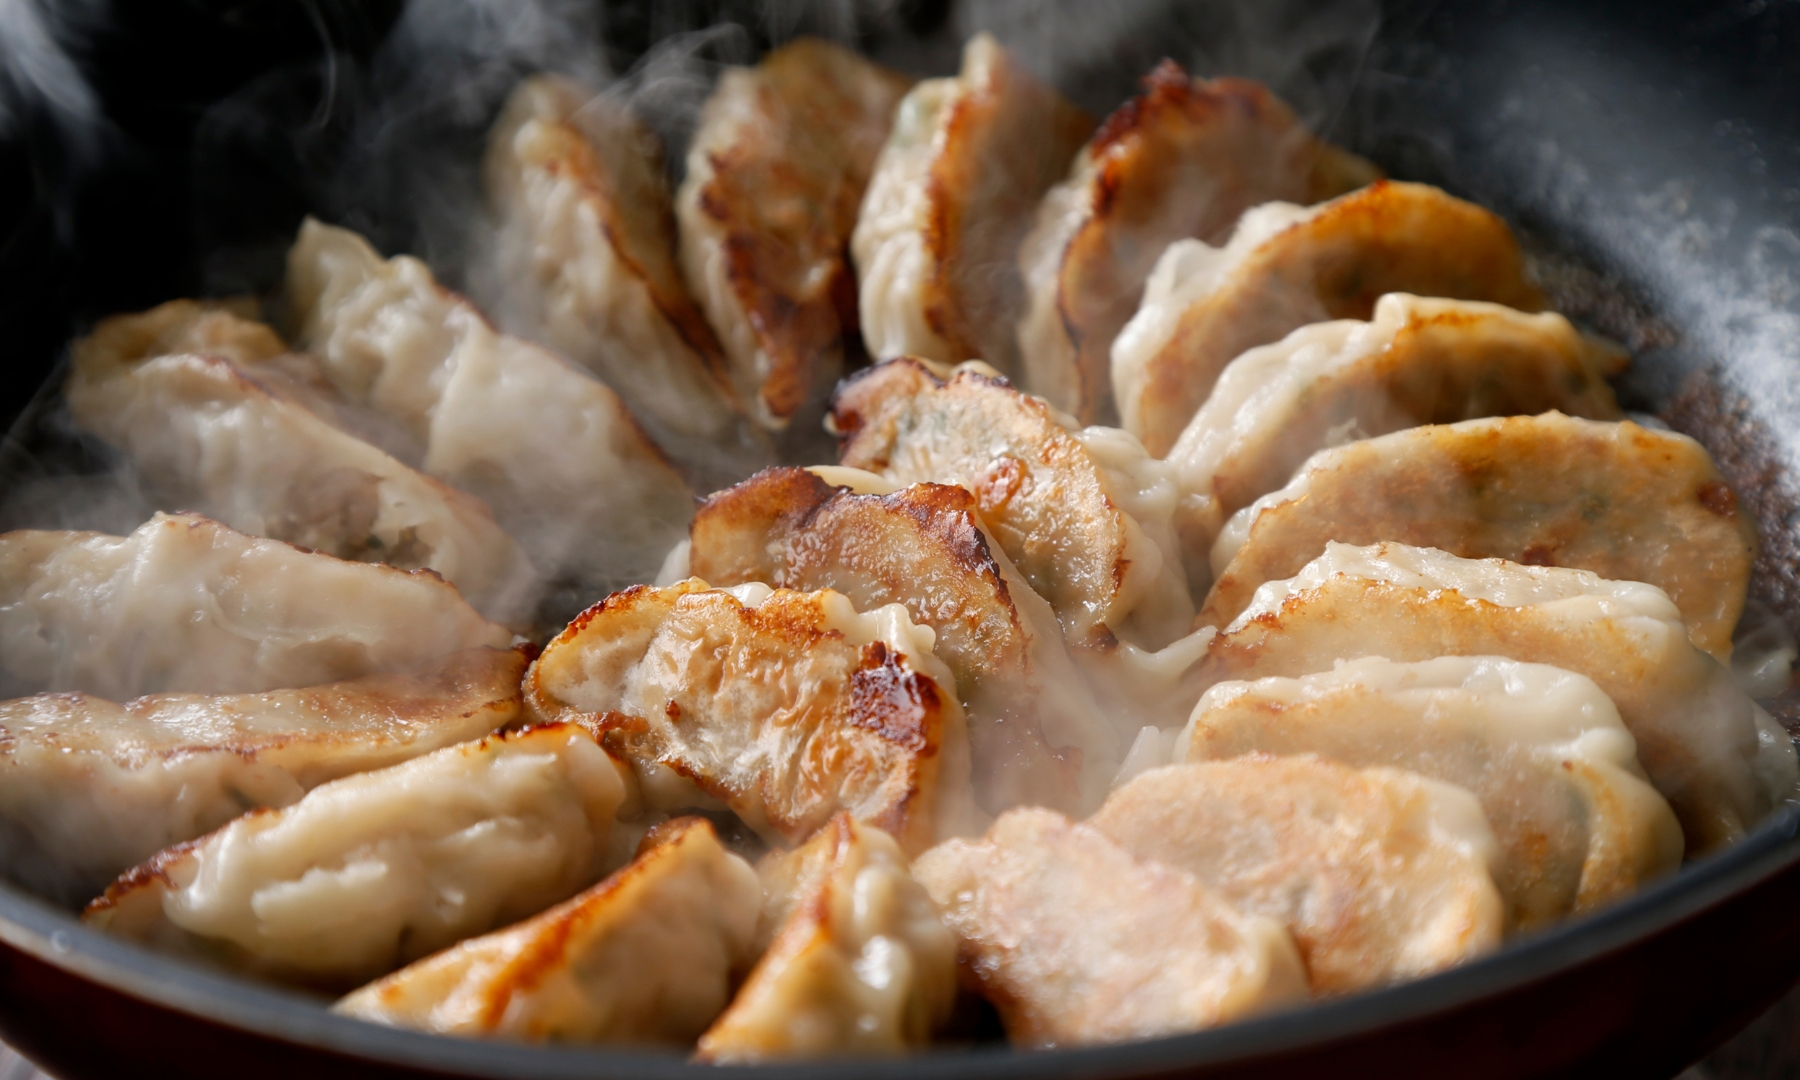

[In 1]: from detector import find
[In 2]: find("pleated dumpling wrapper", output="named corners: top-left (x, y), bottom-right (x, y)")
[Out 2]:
top-left (1091, 755), bottom-right (1504, 994)
top-left (286, 218), bottom-right (692, 590)
top-left (1017, 60), bottom-right (1378, 423)
top-left (334, 817), bottom-right (761, 1045)
top-left (697, 813), bottom-right (955, 1061)
top-left (912, 806), bottom-right (1306, 1048)
top-left (1198, 541), bottom-right (1798, 853)
top-left (1201, 414), bottom-right (1756, 662)
top-left (1176, 655), bottom-right (1683, 931)
top-left (1113, 180), bottom-right (1547, 456)
top-left (66, 299), bottom-right (533, 621)
top-left (0, 646), bottom-right (528, 907)
top-left (677, 38), bottom-right (912, 432)
top-left (525, 578), bottom-right (975, 855)
top-left (853, 33), bottom-right (1092, 375)
top-left (86, 723), bottom-right (629, 989)
top-left (0, 512), bottom-right (511, 700)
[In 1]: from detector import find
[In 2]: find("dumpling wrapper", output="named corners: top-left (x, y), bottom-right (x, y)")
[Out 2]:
top-left (853, 33), bottom-right (1092, 375)
top-left (696, 813), bottom-right (955, 1061)
top-left (1113, 180), bottom-right (1548, 456)
top-left (677, 37), bottom-right (912, 432)
top-left (85, 723), bottom-right (628, 989)
top-left (524, 578), bottom-right (973, 855)
top-left (1200, 541), bottom-right (1797, 853)
top-left (1202, 414), bottom-right (1756, 662)
top-left (1176, 655), bottom-right (1682, 931)
top-left (0, 512), bottom-right (511, 701)
top-left (912, 806), bottom-right (1306, 1048)
top-left (1017, 61), bottom-right (1378, 423)
top-left (66, 300), bottom-right (533, 621)
top-left (334, 816), bottom-right (761, 1045)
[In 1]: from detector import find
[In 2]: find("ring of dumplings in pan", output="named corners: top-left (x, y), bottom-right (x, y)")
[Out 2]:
top-left (3, 31), bottom-right (1796, 1063)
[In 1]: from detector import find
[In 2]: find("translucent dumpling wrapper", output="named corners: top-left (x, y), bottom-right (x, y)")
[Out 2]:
top-left (1175, 655), bottom-right (1683, 930)
top-left (1091, 755), bottom-right (1504, 994)
top-left (1016, 61), bottom-right (1378, 423)
top-left (1202, 414), bottom-right (1756, 662)
top-left (524, 578), bottom-right (974, 855)
top-left (696, 813), bottom-right (955, 1061)
top-left (1113, 180), bottom-right (1548, 456)
top-left (853, 33), bottom-right (1092, 375)
top-left (334, 816), bottom-right (761, 1045)
top-left (1199, 541), bottom-right (1797, 853)
top-left (912, 806), bottom-right (1306, 1048)
top-left (85, 723), bottom-right (628, 989)
top-left (677, 37), bottom-right (912, 433)
top-left (0, 513), bottom-right (512, 701)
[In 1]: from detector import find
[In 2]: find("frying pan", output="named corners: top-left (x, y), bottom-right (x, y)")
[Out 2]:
top-left (3, 0), bottom-right (1800, 1076)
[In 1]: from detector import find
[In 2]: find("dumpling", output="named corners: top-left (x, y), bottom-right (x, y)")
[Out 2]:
top-left (523, 578), bottom-right (972, 854)
top-left (1113, 180), bottom-right (1548, 456)
top-left (481, 75), bottom-right (766, 488)
top-left (853, 33), bottom-right (1092, 375)
top-left (0, 512), bottom-right (511, 700)
top-left (1201, 414), bottom-right (1756, 661)
top-left (677, 38), bottom-right (912, 432)
top-left (696, 813), bottom-right (955, 1061)
top-left (1200, 541), bottom-right (1796, 852)
top-left (67, 301), bottom-right (533, 621)
top-left (1175, 656), bottom-right (1683, 930)
top-left (0, 647), bottom-right (527, 906)
top-left (1017, 61), bottom-right (1377, 422)
top-left (334, 816), bottom-right (761, 1044)
top-left (831, 358), bottom-right (1191, 647)
top-left (912, 806), bottom-right (1306, 1048)
top-left (85, 723), bottom-right (628, 989)
top-left (1092, 755), bottom-right (1503, 994)
top-left (1167, 294), bottom-right (1627, 579)
top-left (285, 218), bottom-right (692, 591)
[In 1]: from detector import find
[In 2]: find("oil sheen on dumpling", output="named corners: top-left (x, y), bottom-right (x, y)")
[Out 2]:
top-left (1202, 414), bottom-right (1756, 661)
top-left (1113, 180), bottom-right (1548, 456)
top-left (334, 817), bottom-right (761, 1045)
top-left (677, 38), bottom-right (912, 432)
top-left (0, 647), bottom-right (527, 907)
top-left (853, 33), bottom-right (1092, 375)
top-left (912, 805), bottom-right (1305, 1048)
top-left (66, 300), bottom-right (533, 621)
top-left (85, 723), bottom-right (627, 989)
top-left (1201, 541), bottom-right (1797, 853)
top-left (1176, 656), bottom-right (1683, 930)
top-left (0, 513), bottom-right (511, 700)
top-left (524, 578), bottom-right (973, 854)
top-left (696, 813), bottom-right (955, 1061)
top-left (1016, 61), bottom-right (1378, 423)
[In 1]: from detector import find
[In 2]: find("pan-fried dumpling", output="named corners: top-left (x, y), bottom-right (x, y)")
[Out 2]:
top-left (1200, 541), bottom-right (1797, 852)
top-left (696, 813), bottom-right (955, 1061)
top-left (1168, 294), bottom-right (1626, 579)
top-left (334, 817), bottom-right (761, 1044)
top-left (1092, 756), bottom-right (1503, 994)
top-left (85, 723), bottom-right (628, 989)
top-left (1201, 414), bottom-right (1756, 661)
top-left (1017, 62), bottom-right (1377, 422)
top-left (1175, 656), bottom-right (1682, 930)
top-left (0, 647), bottom-right (527, 906)
top-left (912, 806), bottom-right (1305, 1048)
top-left (524, 578), bottom-right (972, 854)
top-left (677, 38), bottom-right (912, 432)
top-left (0, 513), bottom-right (511, 700)
top-left (286, 218), bottom-right (692, 590)
top-left (853, 34), bottom-right (1091, 375)
top-left (67, 302), bottom-right (533, 620)
top-left (1113, 181), bottom-right (1548, 456)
